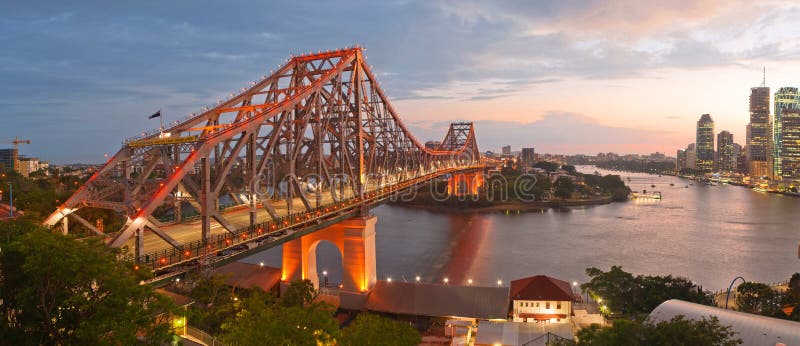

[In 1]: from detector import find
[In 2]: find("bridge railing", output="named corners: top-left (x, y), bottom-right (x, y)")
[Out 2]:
top-left (184, 325), bottom-right (227, 346)
top-left (127, 165), bottom-right (485, 272)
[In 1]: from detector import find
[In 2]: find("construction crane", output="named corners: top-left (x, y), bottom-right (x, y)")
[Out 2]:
top-left (0, 136), bottom-right (30, 174)
top-left (0, 136), bottom-right (31, 152)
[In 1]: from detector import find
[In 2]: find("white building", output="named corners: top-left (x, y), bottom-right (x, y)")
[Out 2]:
top-left (17, 157), bottom-right (49, 177)
top-left (509, 275), bottom-right (575, 323)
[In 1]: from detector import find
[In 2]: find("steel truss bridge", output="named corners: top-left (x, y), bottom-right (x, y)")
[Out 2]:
top-left (43, 47), bottom-right (481, 272)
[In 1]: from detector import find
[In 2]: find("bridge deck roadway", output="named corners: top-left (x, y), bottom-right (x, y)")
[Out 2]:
top-left (124, 190), bottom-right (357, 255)
top-left (125, 165), bottom-right (487, 282)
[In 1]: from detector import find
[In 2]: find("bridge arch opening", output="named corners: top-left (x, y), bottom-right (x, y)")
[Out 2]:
top-left (306, 239), bottom-right (343, 289)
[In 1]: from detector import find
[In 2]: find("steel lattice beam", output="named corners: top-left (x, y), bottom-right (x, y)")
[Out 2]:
top-left (42, 47), bottom-right (481, 258)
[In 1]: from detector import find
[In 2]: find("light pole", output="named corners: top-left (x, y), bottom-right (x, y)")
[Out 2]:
top-left (322, 270), bottom-right (328, 287)
top-left (724, 276), bottom-right (745, 309)
top-left (7, 183), bottom-right (11, 218)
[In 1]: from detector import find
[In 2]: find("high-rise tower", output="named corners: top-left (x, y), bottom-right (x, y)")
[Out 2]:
top-left (780, 108), bottom-right (800, 179)
top-left (717, 131), bottom-right (735, 172)
top-left (747, 84), bottom-right (770, 178)
top-left (696, 114), bottom-right (715, 173)
top-left (773, 87), bottom-right (800, 178)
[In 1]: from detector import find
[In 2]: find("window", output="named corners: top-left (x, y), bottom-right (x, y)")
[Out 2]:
top-left (535, 302), bottom-right (540, 308)
top-left (557, 302), bottom-right (562, 309)
top-left (546, 302), bottom-right (550, 309)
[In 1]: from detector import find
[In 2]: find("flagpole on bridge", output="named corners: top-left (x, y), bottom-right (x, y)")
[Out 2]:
top-left (148, 110), bottom-right (164, 133)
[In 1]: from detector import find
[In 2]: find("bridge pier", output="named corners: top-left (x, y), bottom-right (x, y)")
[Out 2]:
top-left (282, 215), bottom-right (377, 309)
top-left (447, 171), bottom-right (484, 196)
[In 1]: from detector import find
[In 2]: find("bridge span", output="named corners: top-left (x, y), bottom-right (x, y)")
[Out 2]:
top-left (41, 47), bottom-right (484, 295)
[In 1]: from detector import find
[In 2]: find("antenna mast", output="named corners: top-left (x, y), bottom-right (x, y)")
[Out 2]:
top-left (761, 66), bottom-right (766, 87)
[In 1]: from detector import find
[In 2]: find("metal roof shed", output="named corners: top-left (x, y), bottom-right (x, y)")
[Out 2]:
top-left (648, 299), bottom-right (800, 345)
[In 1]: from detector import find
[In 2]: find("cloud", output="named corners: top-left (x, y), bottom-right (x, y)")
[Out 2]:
top-left (409, 111), bottom-right (678, 154)
top-left (0, 0), bottom-right (798, 162)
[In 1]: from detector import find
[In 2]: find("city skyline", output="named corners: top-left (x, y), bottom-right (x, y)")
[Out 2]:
top-left (3, 1), bottom-right (800, 163)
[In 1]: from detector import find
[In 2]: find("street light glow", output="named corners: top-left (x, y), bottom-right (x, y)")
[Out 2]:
top-left (443, 277), bottom-right (449, 284)
top-left (415, 276), bottom-right (421, 282)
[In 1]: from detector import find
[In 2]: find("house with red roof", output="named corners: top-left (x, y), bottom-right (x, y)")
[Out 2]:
top-left (509, 275), bottom-right (576, 324)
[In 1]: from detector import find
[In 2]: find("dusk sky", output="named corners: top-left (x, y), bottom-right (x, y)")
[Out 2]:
top-left (3, 1), bottom-right (800, 163)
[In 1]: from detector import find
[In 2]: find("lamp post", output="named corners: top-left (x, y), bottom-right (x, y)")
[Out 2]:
top-left (724, 276), bottom-right (745, 309)
top-left (322, 270), bottom-right (328, 287)
top-left (7, 183), bottom-right (11, 218)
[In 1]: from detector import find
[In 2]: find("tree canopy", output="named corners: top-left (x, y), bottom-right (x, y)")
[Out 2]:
top-left (220, 289), bottom-right (339, 346)
top-left (581, 266), bottom-right (712, 319)
top-left (554, 315), bottom-right (741, 346)
top-left (533, 161), bottom-right (560, 172)
top-left (553, 176), bottom-right (576, 199)
top-left (340, 313), bottom-right (421, 346)
top-left (735, 281), bottom-right (785, 318)
top-left (0, 221), bottom-right (175, 345)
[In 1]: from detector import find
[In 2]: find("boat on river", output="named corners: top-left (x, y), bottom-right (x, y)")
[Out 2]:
top-left (631, 190), bottom-right (662, 200)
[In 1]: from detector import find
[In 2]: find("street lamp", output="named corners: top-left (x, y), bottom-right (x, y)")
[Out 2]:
top-left (7, 183), bottom-right (12, 218)
top-left (725, 276), bottom-right (745, 309)
top-left (322, 270), bottom-right (328, 287)
top-left (415, 275), bottom-right (421, 282)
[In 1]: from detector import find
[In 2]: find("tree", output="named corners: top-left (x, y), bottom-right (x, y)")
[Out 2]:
top-left (735, 281), bottom-right (784, 317)
top-left (582, 174), bottom-right (630, 201)
top-left (556, 316), bottom-right (741, 345)
top-left (787, 273), bottom-right (800, 304)
top-left (220, 290), bottom-right (339, 345)
top-left (581, 266), bottom-right (711, 319)
top-left (636, 274), bottom-right (712, 313)
top-left (184, 274), bottom-right (237, 334)
top-left (533, 161), bottom-right (560, 172)
top-left (0, 221), bottom-right (175, 344)
top-left (644, 315), bottom-right (741, 345)
top-left (281, 279), bottom-right (319, 307)
top-left (553, 177), bottom-right (575, 199)
top-left (581, 266), bottom-right (638, 317)
top-left (340, 313), bottom-right (421, 346)
top-left (561, 165), bottom-right (577, 175)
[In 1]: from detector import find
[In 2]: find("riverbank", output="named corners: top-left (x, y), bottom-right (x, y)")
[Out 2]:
top-left (591, 166), bottom-right (800, 198)
top-left (391, 195), bottom-right (615, 214)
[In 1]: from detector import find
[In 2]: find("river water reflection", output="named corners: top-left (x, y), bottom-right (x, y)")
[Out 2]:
top-left (245, 166), bottom-right (800, 290)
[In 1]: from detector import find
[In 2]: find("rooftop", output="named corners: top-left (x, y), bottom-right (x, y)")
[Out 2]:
top-left (474, 321), bottom-right (573, 346)
top-left (209, 261), bottom-right (282, 291)
top-left (649, 300), bottom-right (800, 345)
top-left (366, 281), bottom-right (509, 320)
top-left (509, 275), bottom-right (574, 302)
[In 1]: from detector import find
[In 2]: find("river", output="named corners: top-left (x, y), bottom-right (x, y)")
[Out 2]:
top-left (244, 166), bottom-right (800, 291)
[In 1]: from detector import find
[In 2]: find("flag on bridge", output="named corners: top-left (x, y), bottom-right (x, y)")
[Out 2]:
top-left (148, 110), bottom-right (162, 119)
